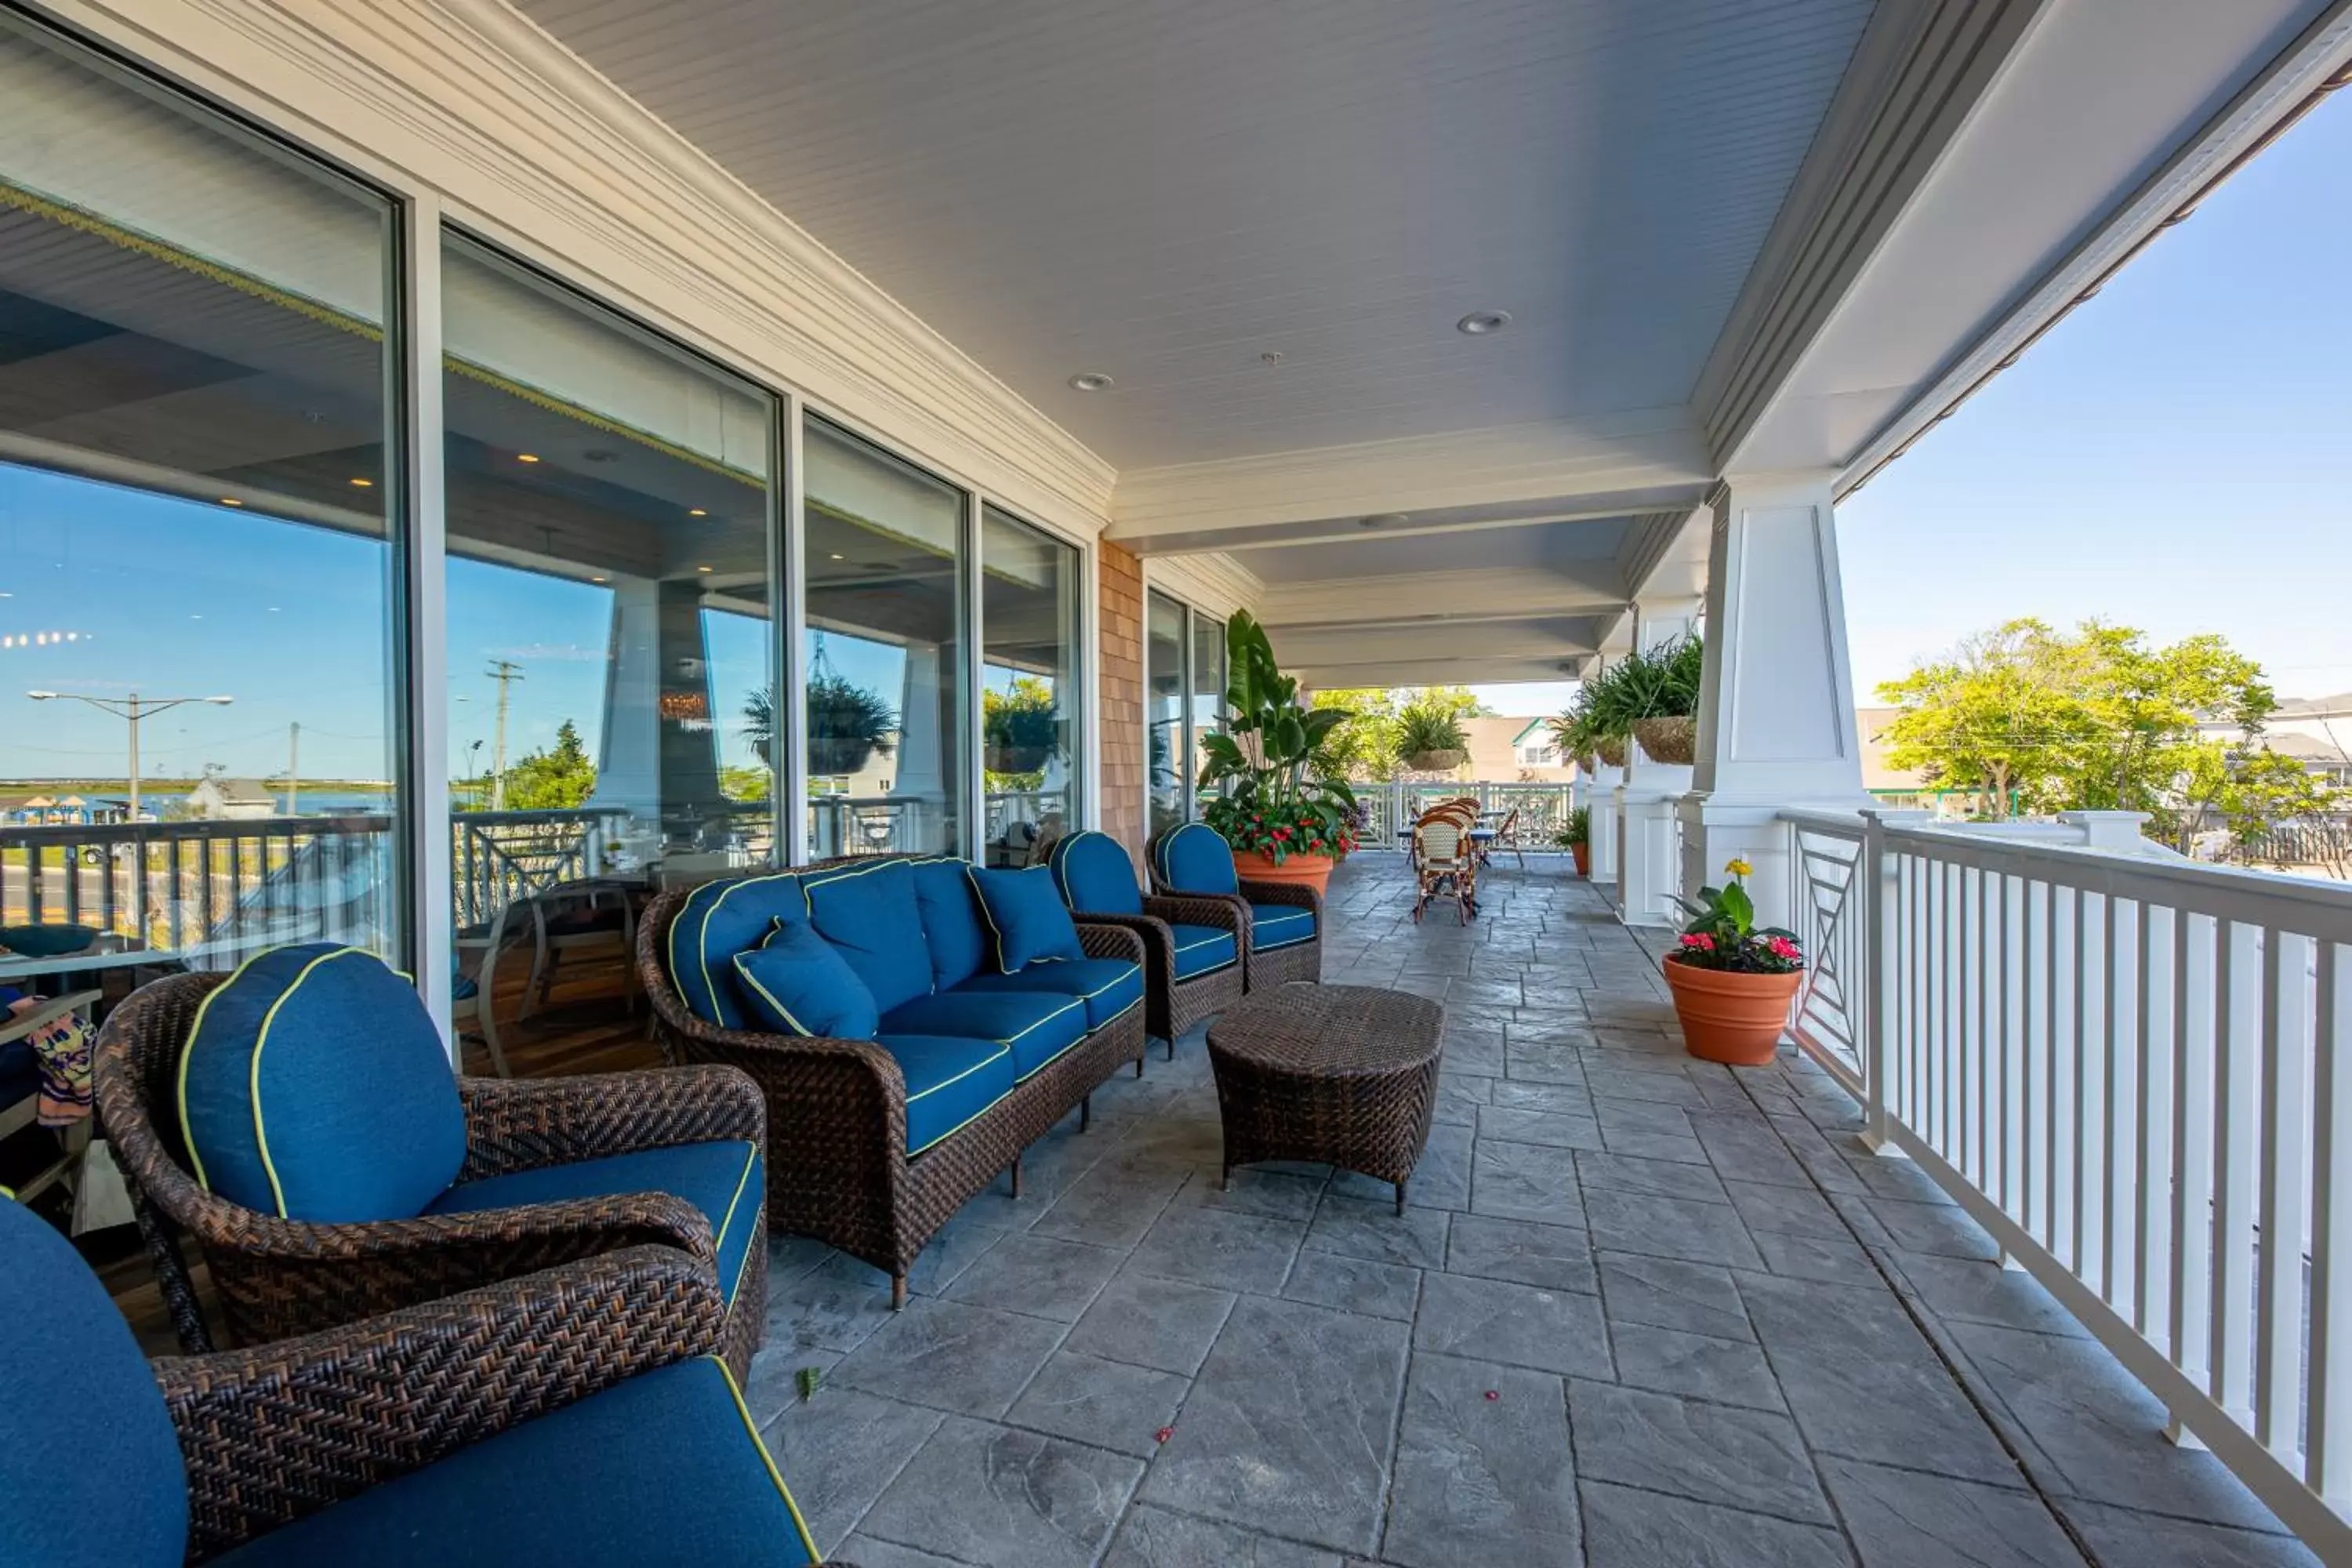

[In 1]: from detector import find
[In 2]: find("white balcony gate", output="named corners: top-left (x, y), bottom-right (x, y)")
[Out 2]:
top-left (1779, 809), bottom-right (2352, 1556)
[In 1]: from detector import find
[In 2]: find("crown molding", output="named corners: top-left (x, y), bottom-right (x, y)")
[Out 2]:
top-left (43, 0), bottom-right (1119, 536)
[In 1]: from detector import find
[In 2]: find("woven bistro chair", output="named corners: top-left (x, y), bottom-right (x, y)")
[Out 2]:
top-left (1, 1194), bottom-right (846, 1566)
top-left (1413, 816), bottom-right (1476, 924)
top-left (1047, 829), bottom-right (1247, 1059)
top-left (1146, 821), bottom-right (1323, 993)
top-left (94, 970), bottom-right (769, 1377)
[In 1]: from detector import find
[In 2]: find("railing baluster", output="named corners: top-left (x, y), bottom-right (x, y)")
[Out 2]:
top-left (2314, 942), bottom-right (2351, 1503)
top-left (2215, 921), bottom-right (2260, 1422)
top-left (2175, 912), bottom-right (2216, 1407)
top-left (2257, 928), bottom-right (2311, 1456)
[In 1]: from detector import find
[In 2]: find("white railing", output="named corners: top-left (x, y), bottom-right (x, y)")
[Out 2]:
top-left (1354, 780), bottom-right (1577, 849)
top-left (1794, 808), bottom-right (2352, 1555)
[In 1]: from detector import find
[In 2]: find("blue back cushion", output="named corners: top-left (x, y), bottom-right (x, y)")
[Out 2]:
top-left (1048, 830), bottom-right (1142, 916)
top-left (908, 856), bottom-right (989, 991)
top-left (802, 859), bottom-right (934, 1014)
top-left (666, 872), bottom-right (806, 1029)
top-left (179, 944), bottom-right (463, 1222)
top-left (969, 866), bottom-right (1086, 971)
top-left (0, 1198), bottom-right (187, 1567)
top-left (731, 920), bottom-right (880, 1039)
top-left (1154, 821), bottom-right (1240, 896)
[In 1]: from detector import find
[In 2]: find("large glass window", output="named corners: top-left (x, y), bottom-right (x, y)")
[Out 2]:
top-left (803, 418), bottom-right (967, 858)
top-left (441, 235), bottom-right (779, 957)
top-left (1190, 609), bottom-right (1227, 815)
top-left (0, 15), bottom-right (404, 975)
top-left (981, 505), bottom-right (1081, 865)
top-left (1146, 591), bottom-right (1187, 838)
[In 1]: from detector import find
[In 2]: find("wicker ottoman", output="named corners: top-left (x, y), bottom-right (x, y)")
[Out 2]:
top-left (1206, 982), bottom-right (1444, 1214)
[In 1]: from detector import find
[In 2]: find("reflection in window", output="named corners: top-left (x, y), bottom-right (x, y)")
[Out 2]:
top-left (981, 506), bottom-right (1080, 866)
top-left (804, 419), bottom-right (966, 858)
top-left (441, 235), bottom-right (778, 986)
top-left (1146, 591), bottom-right (1186, 838)
top-left (1190, 610), bottom-right (1226, 816)
top-left (0, 15), bottom-right (401, 971)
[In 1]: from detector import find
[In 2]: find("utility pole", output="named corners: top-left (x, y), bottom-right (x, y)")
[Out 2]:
top-left (285, 721), bottom-right (299, 816)
top-left (486, 660), bottom-right (525, 811)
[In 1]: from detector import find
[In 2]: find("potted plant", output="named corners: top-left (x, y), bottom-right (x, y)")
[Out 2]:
top-left (1198, 610), bottom-right (1359, 895)
top-left (982, 677), bottom-right (1062, 775)
top-left (1553, 806), bottom-right (1591, 877)
top-left (1392, 702), bottom-right (1468, 774)
top-left (1662, 858), bottom-right (1805, 1065)
top-left (1579, 636), bottom-right (1704, 767)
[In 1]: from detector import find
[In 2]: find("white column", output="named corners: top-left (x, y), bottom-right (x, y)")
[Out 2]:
top-left (1617, 597), bottom-right (1703, 926)
top-left (891, 643), bottom-right (948, 851)
top-left (1582, 630), bottom-right (1629, 897)
top-left (593, 577), bottom-right (663, 827)
top-left (1677, 471), bottom-right (1871, 931)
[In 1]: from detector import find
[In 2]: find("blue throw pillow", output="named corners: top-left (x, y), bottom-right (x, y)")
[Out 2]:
top-left (731, 920), bottom-right (879, 1039)
top-left (178, 943), bottom-right (463, 1223)
top-left (969, 865), bottom-right (1085, 972)
top-left (802, 859), bottom-right (934, 1014)
top-left (908, 855), bottom-right (989, 991)
top-left (666, 871), bottom-right (806, 1029)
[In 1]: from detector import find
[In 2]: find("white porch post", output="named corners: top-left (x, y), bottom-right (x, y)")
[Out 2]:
top-left (1677, 472), bottom-right (1871, 932)
top-left (1616, 596), bottom-right (1703, 925)
top-left (1584, 630), bottom-right (1628, 896)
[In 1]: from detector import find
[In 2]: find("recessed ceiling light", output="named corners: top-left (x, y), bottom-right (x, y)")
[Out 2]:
top-left (516, 453), bottom-right (540, 463)
top-left (688, 507), bottom-right (707, 517)
top-left (1067, 372), bottom-right (1114, 393)
top-left (1456, 310), bottom-right (1512, 336)
top-left (1359, 513), bottom-right (1407, 528)
top-left (220, 498), bottom-right (242, 506)
top-left (830, 553), bottom-right (845, 561)
top-left (697, 565), bottom-right (713, 573)
top-left (349, 477), bottom-right (374, 488)
top-left (590, 575), bottom-right (608, 583)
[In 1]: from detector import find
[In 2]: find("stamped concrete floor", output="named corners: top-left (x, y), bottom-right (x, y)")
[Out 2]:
top-left (744, 855), bottom-right (2318, 1568)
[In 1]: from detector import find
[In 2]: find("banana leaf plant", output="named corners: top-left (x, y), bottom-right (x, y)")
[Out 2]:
top-left (1196, 611), bottom-right (1359, 864)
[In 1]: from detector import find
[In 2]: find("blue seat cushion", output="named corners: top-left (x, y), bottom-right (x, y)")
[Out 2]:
top-left (0, 1039), bottom-right (36, 1106)
top-left (1249, 902), bottom-right (1316, 951)
top-left (801, 860), bottom-right (934, 1015)
top-left (429, 1141), bottom-right (763, 1308)
top-left (212, 1356), bottom-right (818, 1566)
top-left (179, 943), bottom-right (463, 1223)
top-left (880, 989), bottom-right (1088, 1080)
top-left (952, 958), bottom-right (1142, 1032)
top-left (968, 865), bottom-right (1084, 972)
top-left (666, 871), bottom-right (806, 1029)
top-left (731, 920), bottom-right (879, 1040)
top-left (1170, 924), bottom-right (1239, 980)
top-left (0, 1198), bottom-right (187, 1568)
top-left (908, 855), bottom-right (989, 991)
top-left (1047, 829), bottom-right (1143, 916)
top-left (1152, 820), bottom-right (1240, 896)
top-left (874, 1035), bottom-right (1016, 1155)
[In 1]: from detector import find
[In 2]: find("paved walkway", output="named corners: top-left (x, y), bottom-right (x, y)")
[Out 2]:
top-left (746, 855), bottom-right (2316, 1567)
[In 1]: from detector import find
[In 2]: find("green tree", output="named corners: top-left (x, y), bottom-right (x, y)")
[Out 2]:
top-left (2177, 745), bottom-right (2339, 856)
top-left (1876, 620), bottom-right (2085, 817)
top-left (1308, 685), bottom-right (1488, 783)
top-left (499, 719), bottom-right (598, 810)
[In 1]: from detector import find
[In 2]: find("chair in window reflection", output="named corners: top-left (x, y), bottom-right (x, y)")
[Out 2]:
top-left (516, 878), bottom-right (641, 1029)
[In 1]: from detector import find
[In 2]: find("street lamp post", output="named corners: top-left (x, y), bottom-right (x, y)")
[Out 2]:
top-left (26, 691), bottom-right (235, 822)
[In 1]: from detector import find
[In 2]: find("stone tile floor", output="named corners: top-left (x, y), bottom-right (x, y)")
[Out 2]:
top-left (745, 855), bottom-right (2319, 1567)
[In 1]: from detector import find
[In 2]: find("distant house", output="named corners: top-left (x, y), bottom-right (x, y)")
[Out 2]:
top-left (1454, 717), bottom-right (1576, 782)
top-left (186, 776), bottom-right (278, 821)
top-left (1855, 706), bottom-right (1977, 819)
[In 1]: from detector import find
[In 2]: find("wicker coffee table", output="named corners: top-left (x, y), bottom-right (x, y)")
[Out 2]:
top-left (1207, 982), bottom-right (1444, 1214)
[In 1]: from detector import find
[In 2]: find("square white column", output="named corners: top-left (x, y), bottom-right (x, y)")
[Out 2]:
top-left (1617, 597), bottom-right (1702, 926)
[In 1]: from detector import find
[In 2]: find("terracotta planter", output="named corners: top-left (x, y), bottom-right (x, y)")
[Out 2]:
top-left (1570, 841), bottom-right (1591, 877)
top-left (1662, 956), bottom-right (1801, 1067)
top-left (1233, 848), bottom-right (1334, 896)
top-left (1634, 715), bottom-right (1696, 765)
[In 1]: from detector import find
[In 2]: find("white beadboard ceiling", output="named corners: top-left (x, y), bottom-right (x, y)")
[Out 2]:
top-left (513, 0), bottom-right (1875, 471)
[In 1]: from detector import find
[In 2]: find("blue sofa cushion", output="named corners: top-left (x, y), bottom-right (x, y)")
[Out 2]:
top-left (1249, 902), bottom-right (1316, 951)
top-left (953, 958), bottom-right (1142, 1031)
top-left (179, 943), bottom-right (463, 1223)
top-left (731, 920), bottom-right (879, 1040)
top-left (1170, 924), bottom-right (1239, 980)
top-left (429, 1140), bottom-right (764, 1308)
top-left (880, 989), bottom-right (1088, 1080)
top-left (1152, 821), bottom-right (1240, 897)
top-left (908, 855), bottom-right (989, 991)
top-left (874, 1034), bottom-right (1017, 1155)
top-left (666, 871), bottom-right (806, 1029)
top-left (0, 1198), bottom-right (187, 1568)
top-left (211, 1356), bottom-right (818, 1567)
top-left (802, 859), bottom-right (933, 1015)
top-left (1047, 829), bottom-right (1143, 916)
top-left (968, 865), bottom-right (1084, 972)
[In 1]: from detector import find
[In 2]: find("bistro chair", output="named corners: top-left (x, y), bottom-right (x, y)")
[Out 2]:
top-left (1048, 829), bottom-right (1246, 1058)
top-left (1413, 817), bottom-right (1476, 924)
top-left (0, 1195), bottom-right (839, 1566)
top-left (1147, 820), bottom-right (1323, 992)
top-left (93, 944), bottom-right (769, 1375)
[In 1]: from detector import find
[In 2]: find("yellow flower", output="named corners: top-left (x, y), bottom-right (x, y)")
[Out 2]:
top-left (1724, 857), bottom-right (1754, 878)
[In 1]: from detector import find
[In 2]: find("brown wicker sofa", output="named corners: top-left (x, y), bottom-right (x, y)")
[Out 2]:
top-left (95, 971), bottom-right (770, 1377)
top-left (638, 852), bottom-right (1150, 1307)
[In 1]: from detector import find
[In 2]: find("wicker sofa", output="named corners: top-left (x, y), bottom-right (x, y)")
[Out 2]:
top-left (0, 1195), bottom-right (840, 1566)
top-left (1147, 820), bottom-right (1326, 992)
top-left (640, 853), bottom-right (1149, 1307)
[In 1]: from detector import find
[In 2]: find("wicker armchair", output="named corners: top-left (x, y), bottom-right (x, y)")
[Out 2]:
top-left (0, 1189), bottom-right (844, 1566)
top-left (93, 972), bottom-right (769, 1376)
top-left (1145, 822), bottom-right (1324, 993)
top-left (637, 859), bottom-right (1150, 1308)
top-left (1048, 829), bottom-right (1247, 1058)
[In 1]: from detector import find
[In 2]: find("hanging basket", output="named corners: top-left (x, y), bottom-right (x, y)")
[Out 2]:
top-left (1595, 737), bottom-right (1628, 768)
top-left (1404, 749), bottom-right (1466, 773)
top-left (1574, 752), bottom-right (1599, 775)
top-left (1634, 716), bottom-right (1697, 766)
top-left (984, 744), bottom-right (1053, 775)
top-left (809, 737), bottom-right (879, 777)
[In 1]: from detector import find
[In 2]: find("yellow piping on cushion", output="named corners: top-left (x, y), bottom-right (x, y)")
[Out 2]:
top-left (710, 1356), bottom-right (822, 1564)
top-left (714, 1140), bottom-right (757, 1263)
top-left (248, 947), bottom-right (367, 1218)
top-left (729, 949), bottom-right (814, 1036)
top-left (176, 943), bottom-right (358, 1200)
top-left (901, 1043), bottom-right (1011, 1105)
top-left (688, 872), bottom-right (804, 1025)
